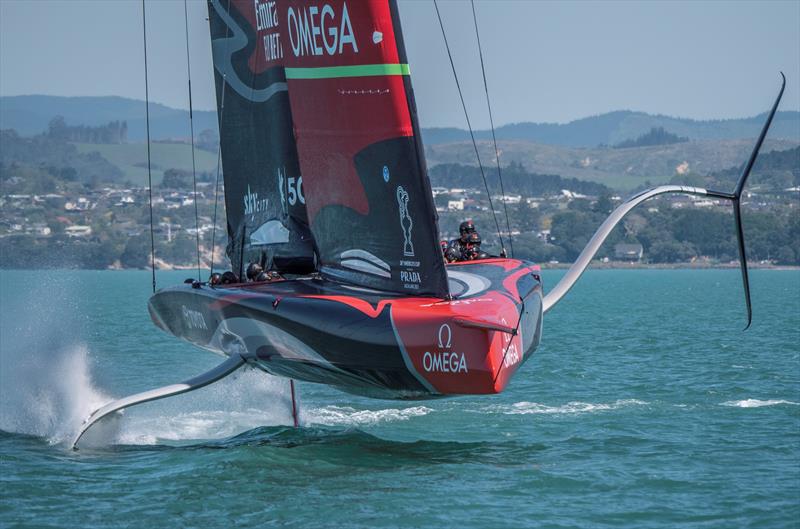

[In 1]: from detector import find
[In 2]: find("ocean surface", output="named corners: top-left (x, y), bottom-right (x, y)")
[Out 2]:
top-left (1, 269), bottom-right (798, 528)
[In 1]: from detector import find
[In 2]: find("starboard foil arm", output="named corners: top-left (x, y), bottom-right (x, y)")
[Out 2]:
top-left (71, 354), bottom-right (246, 449)
top-left (543, 73), bottom-right (786, 327)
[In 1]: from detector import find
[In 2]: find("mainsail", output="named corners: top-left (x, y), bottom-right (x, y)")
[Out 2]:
top-left (209, 0), bottom-right (448, 297)
top-left (208, 0), bottom-right (315, 275)
top-left (278, 0), bottom-right (449, 298)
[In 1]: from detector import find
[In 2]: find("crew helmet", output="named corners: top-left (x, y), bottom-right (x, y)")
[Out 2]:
top-left (246, 262), bottom-right (263, 281)
top-left (459, 220), bottom-right (476, 236)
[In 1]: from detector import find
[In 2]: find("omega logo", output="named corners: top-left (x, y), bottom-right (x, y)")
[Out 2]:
top-left (423, 323), bottom-right (467, 374)
top-left (438, 323), bottom-right (452, 349)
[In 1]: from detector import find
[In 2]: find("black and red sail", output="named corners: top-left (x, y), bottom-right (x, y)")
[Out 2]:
top-left (209, 0), bottom-right (448, 298)
top-left (208, 0), bottom-right (314, 275)
top-left (279, 0), bottom-right (447, 297)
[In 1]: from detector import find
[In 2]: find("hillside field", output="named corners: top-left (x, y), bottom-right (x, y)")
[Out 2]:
top-left (72, 142), bottom-right (218, 185)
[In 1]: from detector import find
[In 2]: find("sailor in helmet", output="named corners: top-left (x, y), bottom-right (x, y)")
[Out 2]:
top-left (463, 232), bottom-right (489, 260)
top-left (447, 220), bottom-right (477, 262)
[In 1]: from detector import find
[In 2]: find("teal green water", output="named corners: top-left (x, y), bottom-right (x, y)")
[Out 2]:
top-left (1, 270), bottom-right (798, 528)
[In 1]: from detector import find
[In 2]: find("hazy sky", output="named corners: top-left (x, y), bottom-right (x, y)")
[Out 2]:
top-left (1, 0), bottom-right (798, 128)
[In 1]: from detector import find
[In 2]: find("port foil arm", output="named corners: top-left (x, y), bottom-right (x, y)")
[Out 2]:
top-left (71, 354), bottom-right (246, 449)
top-left (542, 185), bottom-right (714, 314)
top-left (543, 73), bottom-right (786, 326)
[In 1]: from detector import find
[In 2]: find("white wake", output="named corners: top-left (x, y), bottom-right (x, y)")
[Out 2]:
top-left (720, 399), bottom-right (799, 408)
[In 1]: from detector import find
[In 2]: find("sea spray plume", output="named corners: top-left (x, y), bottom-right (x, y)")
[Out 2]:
top-left (0, 271), bottom-right (299, 446)
top-left (0, 274), bottom-right (114, 445)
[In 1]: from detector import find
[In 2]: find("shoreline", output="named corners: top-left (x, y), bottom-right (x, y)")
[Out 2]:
top-left (541, 261), bottom-right (800, 271)
top-left (1, 262), bottom-right (798, 272)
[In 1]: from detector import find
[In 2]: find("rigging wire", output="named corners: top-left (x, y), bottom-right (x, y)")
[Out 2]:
top-left (470, 0), bottom-right (513, 258)
top-left (141, 0), bottom-right (156, 293)
top-left (493, 301), bottom-right (524, 384)
top-left (209, 85), bottom-right (226, 280)
top-left (210, 0), bottom-right (232, 280)
top-left (183, 0), bottom-right (201, 282)
top-left (433, 0), bottom-right (506, 255)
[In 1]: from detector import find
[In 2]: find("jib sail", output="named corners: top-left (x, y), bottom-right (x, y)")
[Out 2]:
top-left (207, 0), bottom-right (315, 275)
top-left (277, 0), bottom-right (449, 298)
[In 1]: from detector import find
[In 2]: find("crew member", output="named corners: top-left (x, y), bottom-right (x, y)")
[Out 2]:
top-left (246, 262), bottom-right (263, 282)
top-left (448, 220), bottom-right (477, 261)
top-left (441, 240), bottom-right (458, 263)
top-left (220, 271), bottom-right (239, 284)
top-left (463, 232), bottom-right (489, 260)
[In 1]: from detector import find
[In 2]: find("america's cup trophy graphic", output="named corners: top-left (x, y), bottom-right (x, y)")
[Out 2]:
top-left (397, 186), bottom-right (414, 257)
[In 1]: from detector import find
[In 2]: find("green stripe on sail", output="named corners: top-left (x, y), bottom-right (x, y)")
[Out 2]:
top-left (284, 63), bottom-right (410, 79)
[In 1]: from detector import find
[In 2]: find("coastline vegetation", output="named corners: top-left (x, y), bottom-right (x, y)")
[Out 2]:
top-left (1, 121), bottom-right (798, 270)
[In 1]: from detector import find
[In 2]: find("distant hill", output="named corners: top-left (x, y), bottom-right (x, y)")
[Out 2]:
top-left (0, 129), bottom-right (123, 184)
top-left (423, 109), bottom-right (800, 147)
top-left (425, 138), bottom-right (800, 191)
top-left (1, 95), bottom-right (798, 147)
top-left (677, 146), bottom-right (800, 191)
top-left (0, 95), bottom-right (218, 141)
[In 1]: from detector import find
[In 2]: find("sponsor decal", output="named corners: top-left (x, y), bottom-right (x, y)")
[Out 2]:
top-left (254, 0), bottom-right (283, 62)
top-left (244, 185), bottom-right (269, 218)
top-left (278, 168), bottom-right (286, 214)
top-left (277, 167), bottom-right (304, 213)
top-left (382, 165), bottom-right (390, 182)
top-left (500, 317), bottom-right (521, 368)
top-left (397, 186), bottom-right (421, 289)
top-left (438, 323), bottom-right (452, 348)
top-left (210, 0), bottom-right (287, 103)
top-left (341, 249), bottom-right (391, 278)
top-left (397, 185), bottom-right (420, 288)
top-left (286, 2), bottom-right (358, 57)
top-left (422, 324), bottom-right (468, 374)
top-left (400, 270), bottom-right (421, 287)
top-left (288, 175), bottom-right (305, 205)
top-left (182, 306), bottom-right (208, 330)
top-left (419, 298), bottom-right (494, 308)
top-left (423, 351), bottom-right (468, 374)
top-left (396, 186), bottom-right (414, 257)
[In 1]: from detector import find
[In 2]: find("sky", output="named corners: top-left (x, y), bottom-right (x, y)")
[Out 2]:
top-left (1, 0), bottom-right (798, 129)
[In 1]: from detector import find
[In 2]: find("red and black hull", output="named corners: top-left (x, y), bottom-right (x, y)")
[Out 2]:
top-left (148, 259), bottom-right (543, 399)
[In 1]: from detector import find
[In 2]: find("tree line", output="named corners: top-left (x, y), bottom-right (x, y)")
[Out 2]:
top-left (46, 116), bottom-right (128, 144)
top-left (430, 161), bottom-right (611, 197)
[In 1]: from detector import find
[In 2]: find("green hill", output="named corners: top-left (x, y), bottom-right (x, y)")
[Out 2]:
top-left (425, 138), bottom-right (800, 191)
top-left (72, 142), bottom-right (219, 185)
top-left (2, 95), bottom-right (798, 147)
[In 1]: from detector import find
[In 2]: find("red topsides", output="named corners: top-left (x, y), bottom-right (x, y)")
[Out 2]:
top-left (303, 258), bottom-right (542, 395)
top-left (162, 258), bottom-right (542, 397)
top-left (390, 290), bottom-right (527, 395)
